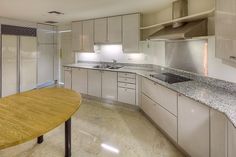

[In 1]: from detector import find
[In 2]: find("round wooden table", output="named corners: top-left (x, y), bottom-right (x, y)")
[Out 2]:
top-left (0, 87), bottom-right (81, 157)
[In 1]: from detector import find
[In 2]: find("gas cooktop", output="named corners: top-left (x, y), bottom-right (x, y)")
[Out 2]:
top-left (150, 73), bottom-right (192, 84)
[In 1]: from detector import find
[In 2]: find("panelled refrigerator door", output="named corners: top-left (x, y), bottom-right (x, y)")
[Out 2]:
top-left (20, 36), bottom-right (37, 92)
top-left (1, 35), bottom-right (18, 97)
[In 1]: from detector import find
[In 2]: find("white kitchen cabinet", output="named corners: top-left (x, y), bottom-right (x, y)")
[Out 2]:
top-left (72, 21), bottom-right (83, 52)
top-left (82, 20), bottom-right (94, 52)
top-left (210, 109), bottom-right (227, 157)
top-left (155, 100), bottom-right (177, 142)
top-left (215, 0), bottom-right (236, 61)
top-left (178, 95), bottom-right (210, 157)
top-left (118, 87), bottom-right (136, 105)
top-left (141, 93), bottom-right (177, 141)
top-left (72, 68), bottom-right (88, 94)
top-left (94, 18), bottom-right (107, 43)
top-left (118, 72), bottom-right (136, 105)
top-left (102, 71), bottom-right (117, 100)
top-left (108, 16), bottom-right (122, 43)
top-left (122, 14), bottom-right (140, 53)
top-left (64, 68), bottom-right (72, 89)
top-left (228, 121), bottom-right (236, 157)
top-left (141, 94), bottom-right (158, 123)
top-left (142, 78), bottom-right (177, 116)
top-left (72, 20), bottom-right (94, 52)
top-left (88, 70), bottom-right (102, 97)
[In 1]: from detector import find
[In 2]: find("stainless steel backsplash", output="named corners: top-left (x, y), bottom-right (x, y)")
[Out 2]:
top-left (165, 40), bottom-right (208, 75)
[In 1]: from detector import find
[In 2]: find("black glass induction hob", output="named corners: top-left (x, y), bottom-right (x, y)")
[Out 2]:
top-left (150, 73), bottom-right (192, 84)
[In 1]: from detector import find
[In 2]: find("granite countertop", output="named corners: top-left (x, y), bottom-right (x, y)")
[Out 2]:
top-left (65, 63), bottom-right (236, 127)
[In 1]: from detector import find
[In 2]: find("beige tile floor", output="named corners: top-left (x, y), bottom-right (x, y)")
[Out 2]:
top-left (0, 98), bottom-right (184, 157)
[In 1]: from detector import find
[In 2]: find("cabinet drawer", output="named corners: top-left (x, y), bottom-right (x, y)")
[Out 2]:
top-left (118, 77), bottom-right (136, 84)
top-left (156, 102), bottom-right (177, 142)
top-left (118, 72), bottom-right (136, 78)
top-left (141, 94), bottom-right (158, 123)
top-left (118, 82), bottom-right (136, 89)
top-left (141, 93), bottom-right (177, 142)
top-left (118, 87), bottom-right (136, 105)
top-left (142, 78), bottom-right (177, 116)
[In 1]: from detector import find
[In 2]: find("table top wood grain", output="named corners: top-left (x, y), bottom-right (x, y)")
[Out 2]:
top-left (0, 87), bottom-right (81, 149)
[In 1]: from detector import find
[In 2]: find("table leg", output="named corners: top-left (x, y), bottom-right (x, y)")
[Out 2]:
top-left (37, 135), bottom-right (44, 144)
top-left (65, 118), bottom-right (71, 157)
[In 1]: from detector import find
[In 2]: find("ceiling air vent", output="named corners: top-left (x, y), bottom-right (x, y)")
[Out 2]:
top-left (48, 11), bottom-right (64, 15)
top-left (45, 21), bottom-right (58, 24)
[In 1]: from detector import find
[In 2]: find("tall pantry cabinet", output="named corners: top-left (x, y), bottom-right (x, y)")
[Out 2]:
top-left (1, 25), bottom-right (37, 97)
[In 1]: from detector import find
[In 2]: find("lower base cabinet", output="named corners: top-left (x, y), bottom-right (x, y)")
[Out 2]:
top-left (72, 68), bottom-right (88, 94)
top-left (210, 109), bottom-right (227, 157)
top-left (228, 121), bottom-right (236, 157)
top-left (141, 94), bottom-right (177, 142)
top-left (88, 70), bottom-right (102, 97)
top-left (101, 71), bottom-right (117, 100)
top-left (118, 87), bottom-right (136, 105)
top-left (64, 68), bottom-right (72, 89)
top-left (178, 95), bottom-right (210, 157)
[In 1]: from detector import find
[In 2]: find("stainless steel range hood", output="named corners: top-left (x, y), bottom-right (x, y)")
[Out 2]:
top-left (149, 20), bottom-right (207, 40)
top-left (149, 0), bottom-right (208, 40)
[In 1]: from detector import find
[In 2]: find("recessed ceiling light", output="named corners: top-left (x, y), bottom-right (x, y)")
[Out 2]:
top-left (48, 11), bottom-right (64, 15)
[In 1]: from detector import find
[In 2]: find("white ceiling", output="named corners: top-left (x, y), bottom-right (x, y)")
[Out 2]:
top-left (0, 0), bottom-right (174, 24)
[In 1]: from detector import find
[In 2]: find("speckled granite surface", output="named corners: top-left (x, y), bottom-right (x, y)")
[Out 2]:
top-left (64, 63), bottom-right (236, 127)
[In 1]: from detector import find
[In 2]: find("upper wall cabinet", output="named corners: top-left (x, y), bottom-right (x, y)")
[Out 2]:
top-left (215, 0), bottom-right (236, 62)
top-left (72, 21), bottom-right (83, 52)
top-left (72, 13), bottom-right (140, 53)
top-left (72, 20), bottom-right (94, 52)
top-left (94, 18), bottom-right (107, 44)
top-left (108, 16), bottom-right (122, 43)
top-left (122, 14), bottom-right (140, 53)
top-left (82, 20), bottom-right (94, 52)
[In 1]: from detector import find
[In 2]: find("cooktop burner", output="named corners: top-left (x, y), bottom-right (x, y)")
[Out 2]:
top-left (150, 73), bottom-right (192, 84)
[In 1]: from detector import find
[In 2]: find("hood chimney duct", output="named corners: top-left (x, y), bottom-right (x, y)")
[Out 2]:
top-left (172, 0), bottom-right (188, 28)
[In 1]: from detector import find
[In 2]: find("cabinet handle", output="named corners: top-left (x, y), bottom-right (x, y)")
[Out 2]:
top-left (229, 56), bottom-right (236, 60)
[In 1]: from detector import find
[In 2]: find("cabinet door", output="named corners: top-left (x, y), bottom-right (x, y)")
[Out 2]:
top-left (108, 16), bottom-right (122, 43)
top-left (64, 70), bottom-right (72, 89)
top-left (102, 71), bottom-right (117, 100)
top-left (72, 68), bottom-right (88, 94)
top-left (1, 35), bottom-right (18, 97)
top-left (178, 95), bottom-right (210, 157)
top-left (88, 70), bottom-right (102, 97)
top-left (118, 87), bottom-right (135, 105)
top-left (210, 109), bottom-right (227, 157)
top-left (215, 0), bottom-right (236, 61)
top-left (94, 18), bottom-right (107, 43)
top-left (228, 121), bottom-right (236, 157)
top-left (72, 21), bottom-right (83, 52)
top-left (82, 20), bottom-right (94, 52)
top-left (20, 36), bottom-right (37, 92)
top-left (122, 14), bottom-right (140, 53)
